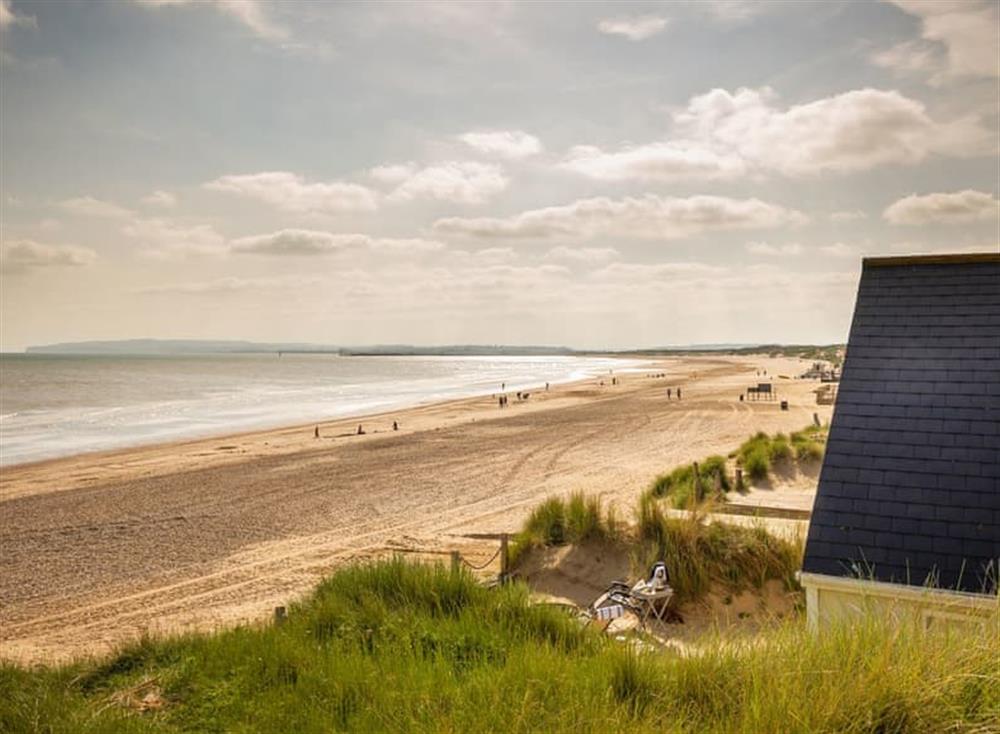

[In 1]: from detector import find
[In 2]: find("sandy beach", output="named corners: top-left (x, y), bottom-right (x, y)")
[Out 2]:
top-left (0, 354), bottom-right (831, 663)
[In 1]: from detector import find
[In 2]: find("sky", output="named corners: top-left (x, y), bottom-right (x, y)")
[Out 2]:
top-left (1, 0), bottom-right (998, 351)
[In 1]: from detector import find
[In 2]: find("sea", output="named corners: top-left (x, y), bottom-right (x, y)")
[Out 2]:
top-left (0, 353), bottom-right (645, 466)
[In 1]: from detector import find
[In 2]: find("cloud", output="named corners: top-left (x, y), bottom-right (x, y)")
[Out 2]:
top-left (887, 240), bottom-right (1000, 255)
top-left (745, 242), bottom-right (802, 256)
top-left (137, 274), bottom-right (323, 295)
top-left (563, 86), bottom-right (994, 182)
top-left (433, 194), bottom-right (806, 240)
top-left (597, 15), bottom-right (668, 41)
top-left (870, 40), bottom-right (942, 80)
top-left (122, 217), bottom-right (227, 258)
top-left (830, 209), bottom-right (867, 222)
top-left (819, 242), bottom-right (858, 258)
top-left (231, 228), bottom-right (445, 255)
top-left (1, 239), bottom-right (96, 273)
top-left (698, 1), bottom-right (778, 23)
top-left (370, 163), bottom-right (417, 184)
top-left (61, 196), bottom-right (134, 219)
top-left (142, 190), bottom-right (177, 208)
top-left (544, 246), bottom-right (620, 264)
top-left (134, 0), bottom-right (290, 43)
top-left (876, 0), bottom-right (999, 82)
top-left (674, 86), bottom-right (994, 175)
top-left (205, 172), bottom-right (378, 214)
top-left (382, 161), bottom-right (507, 204)
top-left (883, 190), bottom-right (1000, 225)
top-left (561, 142), bottom-right (746, 182)
top-left (458, 130), bottom-right (542, 159)
top-left (0, 0), bottom-right (36, 30)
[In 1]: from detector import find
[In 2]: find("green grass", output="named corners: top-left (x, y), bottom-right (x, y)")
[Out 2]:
top-left (3, 557), bottom-right (996, 733)
top-left (636, 496), bottom-right (802, 603)
top-left (736, 425), bottom-right (828, 483)
top-left (649, 455), bottom-right (732, 509)
top-left (508, 492), bottom-right (621, 567)
top-left (648, 427), bottom-right (828, 507)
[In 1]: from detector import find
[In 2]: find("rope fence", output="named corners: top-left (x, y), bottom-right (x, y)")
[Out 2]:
top-left (459, 545), bottom-right (502, 571)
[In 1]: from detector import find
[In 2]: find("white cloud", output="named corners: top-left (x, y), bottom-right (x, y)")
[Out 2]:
top-left (878, 0), bottom-right (999, 81)
top-left (819, 242), bottom-right (858, 258)
top-left (887, 240), bottom-right (1000, 255)
top-left (830, 209), bottom-right (867, 222)
top-left (134, 0), bottom-right (289, 42)
top-left (433, 194), bottom-right (806, 240)
top-left (561, 142), bottom-right (746, 182)
top-left (883, 189), bottom-right (1000, 225)
top-left (745, 241), bottom-right (802, 256)
top-left (597, 15), bottom-right (668, 41)
top-left (370, 163), bottom-right (417, 184)
top-left (231, 228), bottom-right (445, 256)
top-left (0, 0), bottom-right (35, 30)
top-left (205, 172), bottom-right (378, 214)
top-left (142, 190), bottom-right (177, 208)
top-left (137, 274), bottom-right (323, 295)
top-left (383, 161), bottom-right (508, 204)
top-left (698, 1), bottom-right (778, 23)
top-left (459, 130), bottom-right (542, 159)
top-left (122, 217), bottom-right (227, 258)
top-left (60, 196), bottom-right (134, 219)
top-left (673, 86), bottom-right (992, 175)
top-left (1, 239), bottom-right (96, 273)
top-left (870, 40), bottom-right (942, 80)
top-left (544, 246), bottom-right (620, 264)
top-left (563, 87), bottom-right (993, 182)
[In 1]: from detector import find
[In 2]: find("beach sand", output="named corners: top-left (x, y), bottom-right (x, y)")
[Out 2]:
top-left (0, 354), bottom-right (831, 663)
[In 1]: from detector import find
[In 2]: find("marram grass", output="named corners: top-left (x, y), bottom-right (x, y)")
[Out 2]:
top-left (3, 557), bottom-right (997, 733)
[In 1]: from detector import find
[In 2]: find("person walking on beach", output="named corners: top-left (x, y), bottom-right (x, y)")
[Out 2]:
top-left (667, 388), bottom-right (672, 399)
top-left (357, 424), bottom-right (365, 435)
top-left (314, 426), bottom-right (320, 439)
top-left (392, 420), bottom-right (398, 431)
top-left (677, 387), bottom-right (682, 400)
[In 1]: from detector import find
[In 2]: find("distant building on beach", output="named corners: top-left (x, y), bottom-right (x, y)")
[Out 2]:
top-left (801, 253), bottom-right (1000, 630)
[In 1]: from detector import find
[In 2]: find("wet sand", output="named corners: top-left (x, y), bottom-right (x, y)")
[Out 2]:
top-left (0, 354), bottom-right (830, 662)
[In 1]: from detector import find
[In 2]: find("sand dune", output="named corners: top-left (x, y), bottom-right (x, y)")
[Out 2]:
top-left (0, 355), bottom-right (830, 662)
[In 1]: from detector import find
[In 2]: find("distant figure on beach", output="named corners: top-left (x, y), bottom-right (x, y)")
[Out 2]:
top-left (314, 426), bottom-right (319, 439)
top-left (545, 382), bottom-right (549, 391)
top-left (501, 382), bottom-right (505, 391)
top-left (392, 421), bottom-right (398, 431)
top-left (677, 387), bottom-right (682, 400)
top-left (357, 425), bottom-right (365, 435)
top-left (667, 388), bottom-right (672, 398)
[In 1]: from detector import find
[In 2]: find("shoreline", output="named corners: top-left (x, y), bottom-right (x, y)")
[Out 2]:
top-left (0, 362), bottom-right (647, 501)
top-left (0, 355), bottom-right (649, 475)
top-left (1, 354), bottom-right (831, 662)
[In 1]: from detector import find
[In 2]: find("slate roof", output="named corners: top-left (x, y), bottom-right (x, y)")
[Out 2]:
top-left (802, 253), bottom-right (1000, 594)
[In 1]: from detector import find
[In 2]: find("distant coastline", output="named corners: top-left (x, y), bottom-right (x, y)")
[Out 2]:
top-left (20, 338), bottom-right (842, 358)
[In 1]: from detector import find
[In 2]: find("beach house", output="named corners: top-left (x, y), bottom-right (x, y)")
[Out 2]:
top-left (800, 253), bottom-right (1000, 629)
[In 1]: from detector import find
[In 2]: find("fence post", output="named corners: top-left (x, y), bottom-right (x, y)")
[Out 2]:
top-left (692, 461), bottom-right (702, 503)
top-left (450, 550), bottom-right (461, 574)
top-left (500, 533), bottom-right (509, 580)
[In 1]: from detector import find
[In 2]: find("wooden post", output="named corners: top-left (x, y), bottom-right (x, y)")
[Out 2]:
top-left (274, 606), bottom-right (287, 625)
top-left (692, 461), bottom-right (701, 503)
top-left (500, 533), bottom-right (509, 580)
top-left (813, 412), bottom-right (821, 427)
top-left (450, 550), bottom-right (461, 574)
top-left (735, 466), bottom-right (743, 491)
